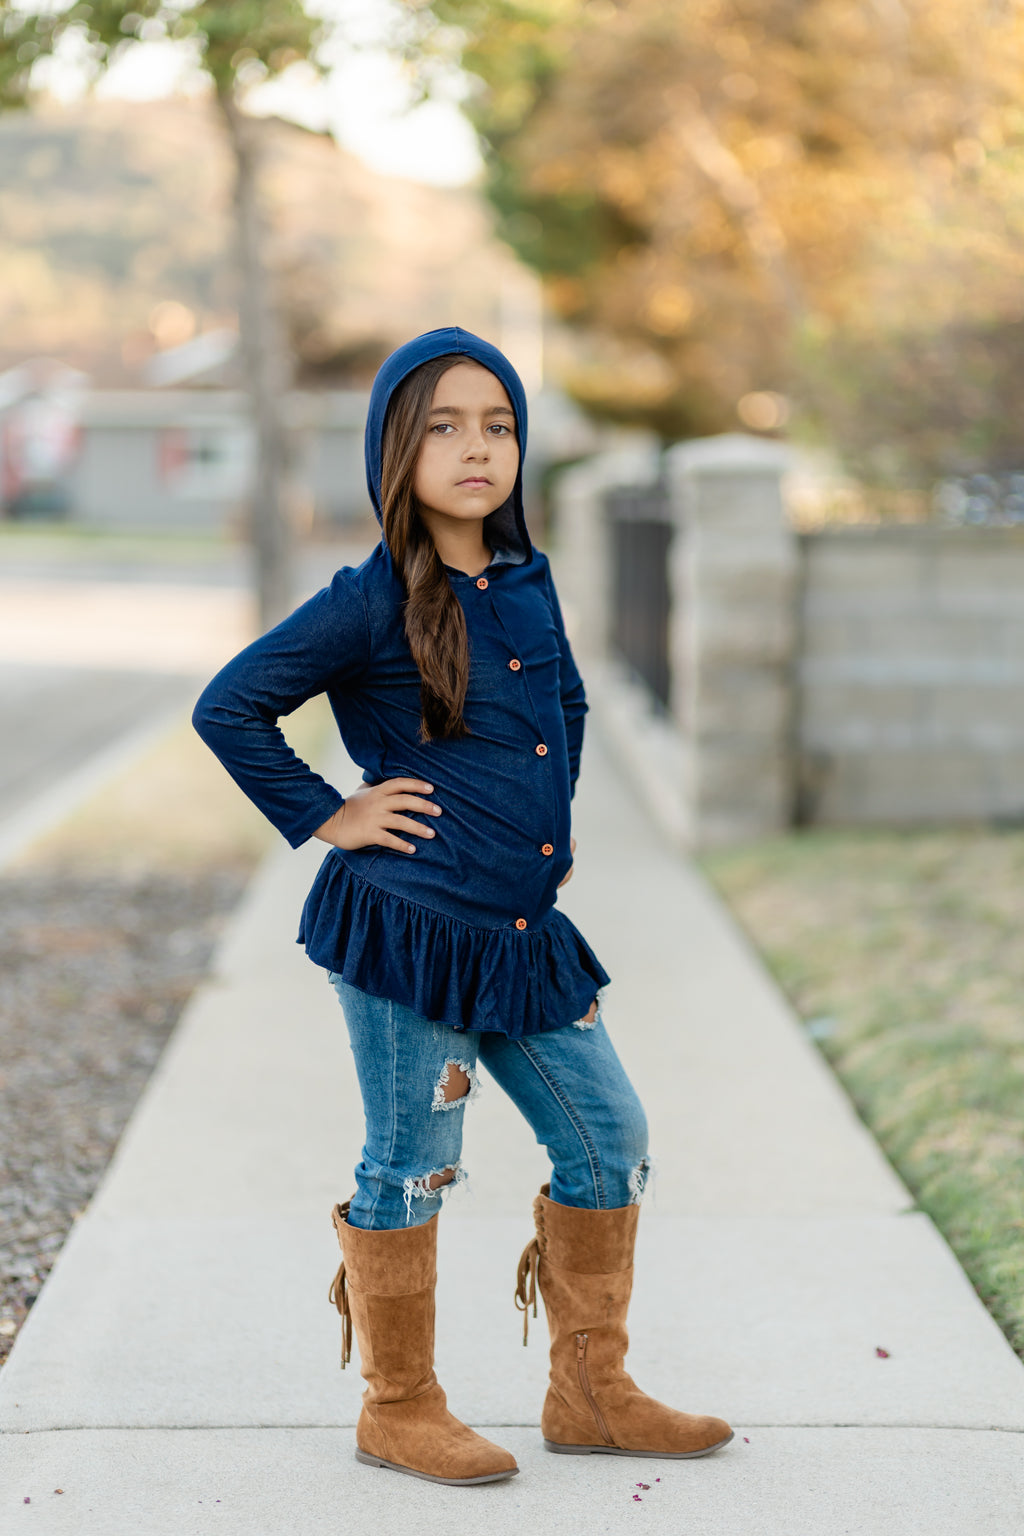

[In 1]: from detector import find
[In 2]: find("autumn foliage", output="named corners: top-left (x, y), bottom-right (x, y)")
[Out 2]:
top-left (423, 0), bottom-right (1024, 482)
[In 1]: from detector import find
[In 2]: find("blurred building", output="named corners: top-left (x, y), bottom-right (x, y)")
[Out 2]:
top-left (72, 387), bottom-right (368, 533)
top-left (0, 344), bottom-right (370, 533)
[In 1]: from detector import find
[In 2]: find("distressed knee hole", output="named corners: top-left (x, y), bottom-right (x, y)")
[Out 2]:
top-left (573, 988), bottom-right (605, 1030)
top-left (628, 1155), bottom-right (653, 1205)
top-left (442, 1063), bottom-right (470, 1102)
top-left (431, 1059), bottom-right (479, 1113)
top-left (403, 1162), bottom-right (468, 1222)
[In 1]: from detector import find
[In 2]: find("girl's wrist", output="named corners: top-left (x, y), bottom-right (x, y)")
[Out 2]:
top-left (314, 803), bottom-right (347, 845)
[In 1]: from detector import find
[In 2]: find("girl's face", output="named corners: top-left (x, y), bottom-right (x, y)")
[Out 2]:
top-left (412, 362), bottom-right (519, 532)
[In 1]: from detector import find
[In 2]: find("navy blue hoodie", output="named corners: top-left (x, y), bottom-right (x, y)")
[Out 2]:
top-left (192, 328), bottom-right (608, 1036)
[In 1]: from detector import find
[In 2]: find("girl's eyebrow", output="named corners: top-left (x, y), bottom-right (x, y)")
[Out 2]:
top-left (427, 405), bottom-right (515, 417)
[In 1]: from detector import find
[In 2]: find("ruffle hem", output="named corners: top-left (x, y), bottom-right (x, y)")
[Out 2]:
top-left (297, 856), bottom-right (610, 1038)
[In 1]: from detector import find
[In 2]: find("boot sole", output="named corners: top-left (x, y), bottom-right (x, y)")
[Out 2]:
top-left (355, 1449), bottom-right (519, 1485)
top-left (544, 1431), bottom-right (735, 1459)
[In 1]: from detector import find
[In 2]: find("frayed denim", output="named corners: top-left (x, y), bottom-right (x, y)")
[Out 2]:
top-left (330, 977), bottom-right (649, 1231)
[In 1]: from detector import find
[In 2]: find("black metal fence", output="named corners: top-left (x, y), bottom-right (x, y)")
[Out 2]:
top-left (604, 484), bottom-right (673, 710)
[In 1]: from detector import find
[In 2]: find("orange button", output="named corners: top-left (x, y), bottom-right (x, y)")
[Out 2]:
top-left (535, 743), bottom-right (548, 756)
top-left (515, 917), bottom-right (528, 930)
top-left (541, 843), bottom-right (554, 856)
top-left (476, 577), bottom-right (489, 590)
top-left (509, 658), bottom-right (522, 671)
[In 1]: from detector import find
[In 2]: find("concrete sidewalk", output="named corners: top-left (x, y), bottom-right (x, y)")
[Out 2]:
top-left (2, 718), bottom-right (1023, 1535)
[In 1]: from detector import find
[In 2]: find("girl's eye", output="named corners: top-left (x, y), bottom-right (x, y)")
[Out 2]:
top-left (429, 423), bottom-right (455, 435)
top-left (488, 423), bottom-right (512, 436)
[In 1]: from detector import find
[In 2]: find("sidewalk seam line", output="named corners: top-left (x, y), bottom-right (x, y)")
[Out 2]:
top-left (3, 1422), bottom-right (1023, 1435)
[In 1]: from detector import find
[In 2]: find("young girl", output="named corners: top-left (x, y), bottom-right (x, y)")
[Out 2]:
top-left (193, 327), bottom-right (732, 1486)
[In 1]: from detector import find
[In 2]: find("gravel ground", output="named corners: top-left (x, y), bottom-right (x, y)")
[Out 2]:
top-left (0, 865), bottom-right (248, 1367)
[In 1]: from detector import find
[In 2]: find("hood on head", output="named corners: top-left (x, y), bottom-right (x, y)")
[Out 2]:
top-left (364, 326), bottom-right (532, 565)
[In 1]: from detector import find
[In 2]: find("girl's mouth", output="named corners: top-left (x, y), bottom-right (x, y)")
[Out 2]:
top-left (458, 478), bottom-right (491, 487)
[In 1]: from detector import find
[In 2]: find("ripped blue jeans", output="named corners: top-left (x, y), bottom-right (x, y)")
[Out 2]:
top-left (329, 977), bottom-right (650, 1231)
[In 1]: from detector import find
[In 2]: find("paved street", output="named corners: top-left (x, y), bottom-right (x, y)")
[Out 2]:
top-left (0, 663), bottom-right (194, 827)
top-left (1, 710), bottom-right (1022, 1534)
top-left (0, 534), bottom-right (370, 847)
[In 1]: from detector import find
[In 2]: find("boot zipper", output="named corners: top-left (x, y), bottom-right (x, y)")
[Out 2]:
top-left (575, 1332), bottom-right (615, 1446)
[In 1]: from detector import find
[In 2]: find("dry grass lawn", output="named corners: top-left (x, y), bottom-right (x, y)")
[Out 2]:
top-left (703, 828), bottom-right (1024, 1360)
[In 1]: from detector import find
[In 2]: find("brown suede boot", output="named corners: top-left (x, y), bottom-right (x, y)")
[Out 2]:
top-left (515, 1185), bottom-right (733, 1458)
top-left (329, 1201), bottom-right (518, 1485)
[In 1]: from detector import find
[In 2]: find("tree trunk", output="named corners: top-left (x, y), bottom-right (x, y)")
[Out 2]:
top-left (217, 88), bottom-right (294, 633)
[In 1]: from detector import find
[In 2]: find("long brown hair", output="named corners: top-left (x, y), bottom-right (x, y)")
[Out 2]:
top-left (380, 354), bottom-right (475, 741)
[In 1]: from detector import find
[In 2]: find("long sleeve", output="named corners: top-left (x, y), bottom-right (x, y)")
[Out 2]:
top-left (192, 569), bottom-right (371, 847)
top-left (543, 561), bottom-right (588, 797)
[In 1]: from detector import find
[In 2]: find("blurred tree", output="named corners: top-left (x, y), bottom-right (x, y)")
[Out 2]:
top-left (3, 0), bottom-right (326, 628)
top-left (178, 2), bottom-right (325, 629)
top-left (416, 0), bottom-right (1024, 484)
top-left (0, 4), bottom-right (55, 109)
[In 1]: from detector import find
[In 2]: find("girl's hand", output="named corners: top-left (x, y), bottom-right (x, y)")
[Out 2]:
top-left (557, 835), bottom-right (578, 888)
top-left (314, 779), bottom-right (441, 855)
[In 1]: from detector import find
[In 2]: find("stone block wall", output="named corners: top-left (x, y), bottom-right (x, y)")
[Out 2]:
top-left (798, 526), bottom-right (1024, 825)
top-left (554, 440), bottom-right (1024, 845)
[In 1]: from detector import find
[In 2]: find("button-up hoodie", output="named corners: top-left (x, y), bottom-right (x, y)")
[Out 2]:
top-left (192, 327), bottom-right (609, 1036)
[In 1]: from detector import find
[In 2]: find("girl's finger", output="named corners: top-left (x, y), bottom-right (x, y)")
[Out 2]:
top-left (384, 814), bottom-right (436, 838)
top-left (389, 794), bottom-right (442, 816)
top-left (376, 831), bottom-right (418, 854)
top-left (380, 778), bottom-right (434, 796)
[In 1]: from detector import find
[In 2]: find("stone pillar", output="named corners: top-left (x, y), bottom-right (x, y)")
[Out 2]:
top-left (666, 433), bottom-right (797, 849)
